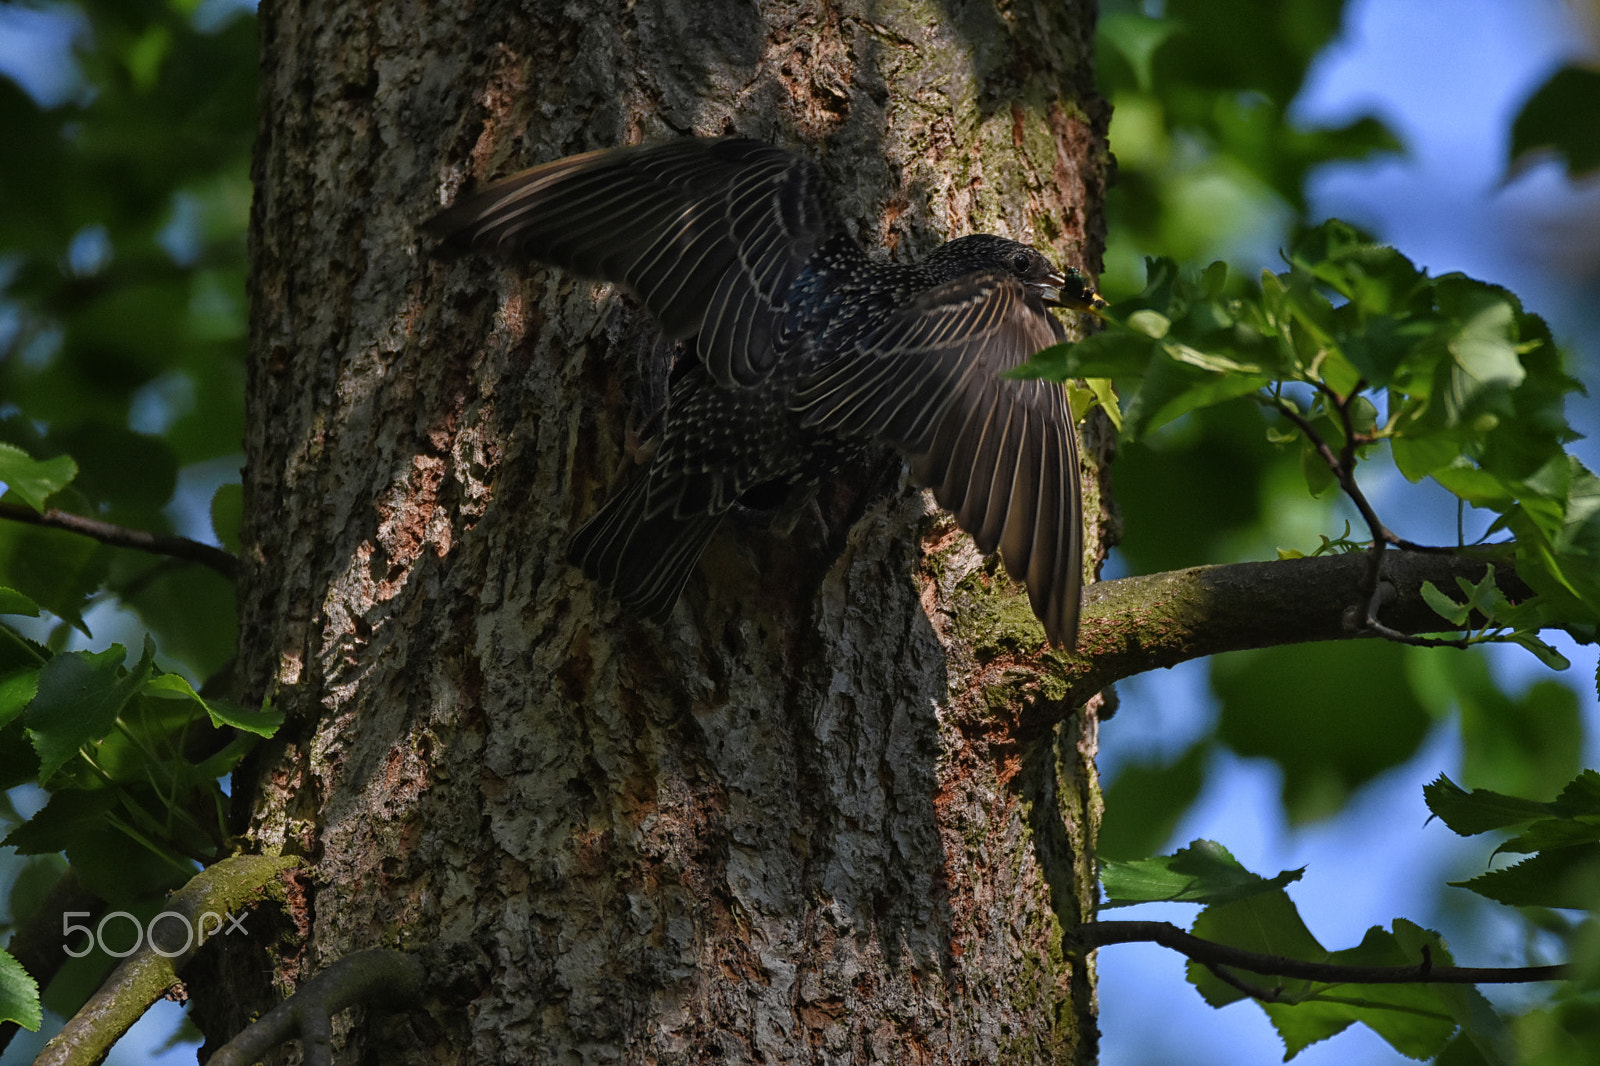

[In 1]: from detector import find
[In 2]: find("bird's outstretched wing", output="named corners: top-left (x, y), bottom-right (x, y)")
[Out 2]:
top-left (423, 138), bottom-right (843, 387)
top-left (793, 275), bottom-right (1082, 647)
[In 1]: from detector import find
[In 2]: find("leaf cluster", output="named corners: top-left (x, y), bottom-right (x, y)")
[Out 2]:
top-left (1104, 841), bottom-right (1517, 1063)
top-left (0, 589), bottom-right (281, 1032)
top-left (0, 0), bottom-right (254, 674)
top-left (1022, 219), bottom-right (1597, 641)
top-left (0, 0), bottom-right (260, 1041)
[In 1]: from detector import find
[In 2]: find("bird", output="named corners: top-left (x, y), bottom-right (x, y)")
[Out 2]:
top-left (424, 136), bottom-right (1104, 647)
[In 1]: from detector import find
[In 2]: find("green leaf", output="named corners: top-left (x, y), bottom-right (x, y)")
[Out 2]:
top-left (6, 854), bottom-right (69, 925)
top-left (1069, 378), bottom-right (1122, 430)
top-left (1421, 581), bottom-right (1472, 627)
top-left (0, 719), bottom-right (40, 791)
top-left (1340, 313), bottom-right (1440, 390)
top-left (1423, 774), bottom-right (1554, 835)
top-left (1506, 630), bottom-right (1572, 671)
top-left (1433, 987), bottom-right (1515, 1066)
top-left (121, 562), bottom-right (238, 679)
top-left (1102, 839), bottom-right (1303, 908)
top-left (0, 521), bottom-right (109, 635)
top-left (0, 588), bottom-right (41, 617)
top-left (0, 444), bottom-right (78, 512)
top-left (210, 482), bottom-right (243, 553)
top-left (1291, 219), bottom-right (1426, 317)
top-left (1097, 11), bottom-right (1181, 93)
top-left (1098, 742), bottom-right (1207, 860)
top-left (0, 666), bottom-right (41, 732)
top-left (1298, 433), bottom-right (1337, 497)
top-left (1496, 815), bottom-right (1600, 857)
top-left (1018, 329), bottom-right (1158, 381)
top-left (1450, 844), bottom-right (1600, 909)
top-left (25, 642), bottom-right (154, 785)
top-left (1128, 308), bottom-right (1173, 338)
top-left (1121, 350), bottom-right (1269, 441)
top-left (1389, 427), bottom-right (1459, 483)
top-left (0, 949), bottom-right (42, 1033)
top-left (1187, 889), bottom-right (1326, 1008)
top-left (1552, 770), bottom-right (1600, 816)
top-left (1508, 1003), bottom-right (1600, 1066)
top-left (2, 789), bottom-right (117, 856)
top-left (1510, 65), bottom-right (1600, 178)
top-left (1275, 921), bottom-right (1460, 1061)
top-left (65, 819), bottom-right (197, 905)
top-left (143, 672), bottom-right (282, 737)
top-left (1259, 995), bottom-right (1358, 1057)
top-left (1454, 662), bottom-right (1584, 798)
top-left (1435, 279), bottom-right (1526, 418)
top-left (53, 423), bottom-right (178, 513)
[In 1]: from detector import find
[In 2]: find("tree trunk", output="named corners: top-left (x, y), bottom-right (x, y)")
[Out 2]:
top-left (206, 0), bottom-right (1111, 1060)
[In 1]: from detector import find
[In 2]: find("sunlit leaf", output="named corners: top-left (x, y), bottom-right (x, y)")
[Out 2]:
top-left (0, 949), bottom-right (42, 1033)
top-left (0, 444), bottom-right (78, 512)
top-left (1103, 838), bottom-right (1303, 907)
top-left (144, 672), bottom-right (282, 737)
top-left (24, 642), bottom-right (153, 785)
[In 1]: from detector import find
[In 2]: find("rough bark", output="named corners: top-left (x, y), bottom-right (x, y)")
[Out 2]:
top-left (206, 0), bottom-right (1110, 1061)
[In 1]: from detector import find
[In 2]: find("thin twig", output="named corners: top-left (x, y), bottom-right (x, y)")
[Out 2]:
top-left (1270, 390), bottom-right (1392, 546)
top-left (1266, 391), bottom-right (1476, 648)
top-left (1081, 921), bottom-right (1566, 990)
top-left (205, 949), bottom-right (426, 1066)
top-left (1202, 962), bottom-right (1281, 1001)
top-left (34, 855), bottom-right (301, 1066)
top-left (1364, 616), bottom-right (1469, 649)
top-left (0, 502), bottom-right (238, 579)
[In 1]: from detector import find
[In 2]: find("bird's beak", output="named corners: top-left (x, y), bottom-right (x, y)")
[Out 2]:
top-left (1041, 271), bottom-right (1109, 316)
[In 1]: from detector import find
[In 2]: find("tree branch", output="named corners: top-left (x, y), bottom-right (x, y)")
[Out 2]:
top-left (0, 871), bottom-right (101, 1055)
top-left (0, 502), bottom-right (239, 579)
top-left (1081, 920), bottom-right (1566, 990)
top-left (34, 855), bottom-right (301, 1066)
top-left (1018, 548), bottom-right (1531, 735)
top-left (204, 949), bottom-right (426, 1066)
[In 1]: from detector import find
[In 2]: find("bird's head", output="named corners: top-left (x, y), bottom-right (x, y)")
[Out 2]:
top-left (934, 235), bottom-right (1108, 315)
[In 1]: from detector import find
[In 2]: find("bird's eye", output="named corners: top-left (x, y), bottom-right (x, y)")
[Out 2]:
top-left (1010, 251), bottom-right (1033, 274)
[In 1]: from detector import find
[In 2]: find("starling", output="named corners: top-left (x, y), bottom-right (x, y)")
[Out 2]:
top-left (424, 137), bottom-right (1103, 647)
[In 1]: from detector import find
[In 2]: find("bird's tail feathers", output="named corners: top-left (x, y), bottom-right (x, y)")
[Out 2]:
top-left (567, 477), bottom-right (724, 623)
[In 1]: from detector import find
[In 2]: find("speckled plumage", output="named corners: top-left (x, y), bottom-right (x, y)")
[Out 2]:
top-left (425, 137), bottom-right (1102, 647)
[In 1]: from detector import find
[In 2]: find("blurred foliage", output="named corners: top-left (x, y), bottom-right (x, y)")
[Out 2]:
top-left (1096, 0), bottom-right (1402, 296)
top-left (0, 0), bottom-right (253, 673)
top-left (0, 0), bottom-right (259, 1045)
top-left (1510, 65), bottom-right (1600, 180)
